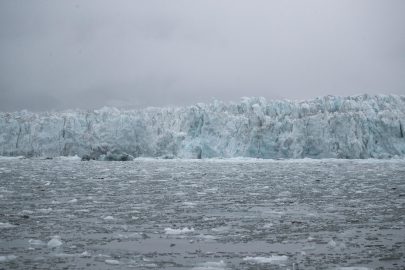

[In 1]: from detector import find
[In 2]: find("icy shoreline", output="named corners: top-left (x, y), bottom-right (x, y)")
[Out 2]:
top-left (1, 94), bottom-right (405, 159)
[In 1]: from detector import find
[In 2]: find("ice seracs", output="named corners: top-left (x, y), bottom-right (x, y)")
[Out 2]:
top-left (1, 95), bottom-right (404, 159)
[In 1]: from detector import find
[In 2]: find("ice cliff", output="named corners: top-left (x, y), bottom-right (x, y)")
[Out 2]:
top-left (1, 94), bottom-right (404, 159)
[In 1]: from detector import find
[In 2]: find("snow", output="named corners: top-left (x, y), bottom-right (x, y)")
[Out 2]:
top-left (243, 255), bottom-right (288, 264)
top-left (164, 227), bottom-right (195, 234)
top-left (1, 95), bottom-right (405, 159)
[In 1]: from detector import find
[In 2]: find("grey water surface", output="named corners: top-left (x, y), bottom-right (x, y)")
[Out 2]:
top-left (0, 158), bottom-right (404, 269)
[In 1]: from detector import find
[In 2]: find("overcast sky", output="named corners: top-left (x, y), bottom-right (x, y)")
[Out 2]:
top-left (0, 0), bottom-right (404, 111)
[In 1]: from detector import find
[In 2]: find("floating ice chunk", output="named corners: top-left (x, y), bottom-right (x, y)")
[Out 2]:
top-left (103, 216), bottom-right (114, 220)
top-left (0, 156), bottom-right (24, 160)
top-left (183, 201), bottom-right (197, 207)
top-left (68, 198), bottom-right (78, 203)
top-left (336, 267), bottom-right (371, 270)
top-left (302, 245), bottom-right (316, 251)
top-left (278, 191), bottom-right (292, 197)
top-left (328, 239), bottom-right (337, 248)
top-left (243, 255), bottom-right (288, 264)
top-left (263, 223), bottom-right (274, 228)
top-left (0, 255), bottom-right (17, 262)
top-left (164, 227), bottom-right (195, 235)
top-left (0, 222), bottom-right (16, 229)
top-left (105, 259), bottom-right (120, 265)
top-left (196, 234), bottom-right (217, 241)
top-left (115, 233), bottom-right (142, 239)
top-left (192, 260), bottom-right (226, 270)
top-left (55, 155), bottom-right (81, 161)
top-left (19, 210), bottom-right (34, 215)
top-left (47, 236), bottom-right (63, 248)
top-left (80, 251), bottom-right (91, 257)
top-left (211, 226), bottom-right (229, 232)
top-left (29, 239), bottom-right (45, 246)
top-left (37, 208), bottom-right (52, 214)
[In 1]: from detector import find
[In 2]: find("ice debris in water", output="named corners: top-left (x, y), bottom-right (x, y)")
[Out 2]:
top-left (1, 95), bottom-right (405, 159)
top-left (328, 239), bottom-right (337, 247)
top-left (29, 239), bottom-right (45, 246)
top-left (68, 198), bottom-right (77, 203)
top-left (47, 236), bottom-right (63, 248)
top-left (80, 251), bottom-right (91, 257)
top-left (336, 267), bottom-right (371, 270)
top-left (192, 260), bottom-right (226, 270)
top-left (103, 216), bottom-right (114, 220)
top-left (164, 227), bottom-right (195, 234)
top-left (0, 255), bottom-right (17, 262)
top-left (243, 255), bottom-right (288, 264)
top-left (0, 222), bottom-right (16, 229)
top-left (105, 259), bottom-right (120, 265)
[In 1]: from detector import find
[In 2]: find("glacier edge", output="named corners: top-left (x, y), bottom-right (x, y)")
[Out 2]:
top-left (1, 94), bottom-right (405, 159)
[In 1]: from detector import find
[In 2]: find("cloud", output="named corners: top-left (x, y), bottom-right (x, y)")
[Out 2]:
top-left (0, 0), bottom-right (404, 111)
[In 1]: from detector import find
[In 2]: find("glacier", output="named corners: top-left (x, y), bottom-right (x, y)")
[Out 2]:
top-left (0, 94), bottom-right (404, 159)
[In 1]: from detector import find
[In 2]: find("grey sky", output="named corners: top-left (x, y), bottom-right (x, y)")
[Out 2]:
top-left (1, 0), bottom-right (404, 111)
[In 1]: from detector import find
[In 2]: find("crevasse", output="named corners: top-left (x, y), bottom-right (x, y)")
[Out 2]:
top-left (1, 94), bottom-right (404, 159)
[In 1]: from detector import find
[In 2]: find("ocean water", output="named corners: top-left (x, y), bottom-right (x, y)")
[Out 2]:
top-left (0, 158), bottom-right (404, 269)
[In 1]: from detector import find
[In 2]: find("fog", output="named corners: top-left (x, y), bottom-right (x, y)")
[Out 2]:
top-left (0, 0), bottom-right (404, 111)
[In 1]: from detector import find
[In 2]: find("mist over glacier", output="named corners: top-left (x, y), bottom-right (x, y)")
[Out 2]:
top-left (1, 94), bottom-right (404, 159)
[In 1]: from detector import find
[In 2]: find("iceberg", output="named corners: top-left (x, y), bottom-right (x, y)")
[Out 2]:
top-left (0, 94), bottom-right (404, 159)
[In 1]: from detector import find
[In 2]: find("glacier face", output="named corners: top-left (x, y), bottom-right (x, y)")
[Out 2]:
top-left (0, 94), bottom-right (404, 159)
